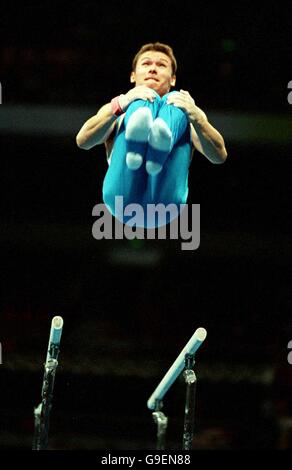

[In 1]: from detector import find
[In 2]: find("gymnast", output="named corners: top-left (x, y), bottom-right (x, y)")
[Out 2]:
top-left (76, 42), bottom-right (227, 228)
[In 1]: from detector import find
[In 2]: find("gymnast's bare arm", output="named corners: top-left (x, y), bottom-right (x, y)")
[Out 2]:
top-left (167, 90), bottom-right (227, 164)
top-left (76, 103), bottom-right (117, 150)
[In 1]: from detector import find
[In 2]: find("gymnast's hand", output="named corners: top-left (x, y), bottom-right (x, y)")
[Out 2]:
top-left (166, 89), bottom-right (207, 123)
top-left (118, 86), bottom-right (156, 112)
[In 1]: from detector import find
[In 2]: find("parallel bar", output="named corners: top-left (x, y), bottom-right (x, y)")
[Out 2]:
top-left (46, 315), bottom-right (64, 362)
top-left (147, 327), bottom-right (207, 410)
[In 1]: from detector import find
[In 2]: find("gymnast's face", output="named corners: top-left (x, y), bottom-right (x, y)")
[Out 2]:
top-left (130, 51), bottom-right (176, 97)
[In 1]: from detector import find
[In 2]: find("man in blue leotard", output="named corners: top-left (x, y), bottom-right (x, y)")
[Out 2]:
top-left (76, 42), bottom-right (227, 228)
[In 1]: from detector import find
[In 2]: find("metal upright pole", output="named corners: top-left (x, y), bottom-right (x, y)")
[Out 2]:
top-left (152, 399), bottom-right (168, 450)
top-left (32, 316), bottom-right (64, 450)
top-left (182, 353), bottom-right (197, 450)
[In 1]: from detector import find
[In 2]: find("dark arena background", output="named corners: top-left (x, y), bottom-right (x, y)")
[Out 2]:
top-left (0, 0), bottom-right (291, 459)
